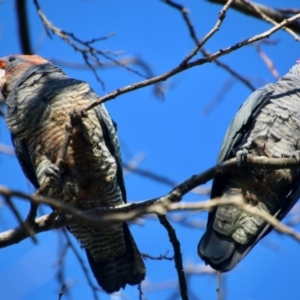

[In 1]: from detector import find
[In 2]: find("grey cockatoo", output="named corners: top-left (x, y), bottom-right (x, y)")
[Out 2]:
top-left (198, 62), bottom-right (300, 271)
top-left (0, 54), bottom-right (145, 293)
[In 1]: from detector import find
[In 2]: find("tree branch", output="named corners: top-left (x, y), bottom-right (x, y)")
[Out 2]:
top-left (175, 0), bottom-right (235, 65)
top-left (81, 11), bottom-right (300, 111)
top-left (33, 0), bottom-right (163, 92)
top-left (163, 0), bottom-right (256, 91)
top-left (61, 229), bottom-right (100, 299)
top-left (254, 42), bottom-right (280, 79)
top-left (240, 0), bottom-right (300, 41)
top-left (159, 215), bottom-right (188, 300)
top-left (208, 0), bottom-right (300, 34)
top-left (1, 155), bottom-right (300, 248)
top-left (15, 0), bottom-right (33, 54)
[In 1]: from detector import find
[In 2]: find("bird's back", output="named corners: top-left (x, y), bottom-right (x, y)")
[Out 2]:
top-left (5, 63), bottom-right (145, 293)
top-left (198, 66), bottom-right (300, 271)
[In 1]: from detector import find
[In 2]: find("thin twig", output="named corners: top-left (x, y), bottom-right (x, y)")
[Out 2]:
top-left (142, 251), bottom-right (174, 261)
top-left (163, 0), bottom-right (256, 91)
top-left (55, 241), bottom-right (69, 299)
top-left (33, 0), bottom-right (159, 88)
top-left (62, 229), bottom-right (100, 300)
top-left (58, 285), bottom-right (66, 300)
top-left (167, 197), bottom-right (300, 243)
top-left (15, 0), bottom-right (32, 54)
top-left (180, 0), bottom-right (235, 65)
top-left (216, 271), bottom-right (222, 300)
top-left (158, 215), bottom-right (188, 300)
top-left (254, 42), bottom-right (280, 79)
top-left (0, 143), bottom-right (15, 156)
top-left (202, 78), bottom-right (237, 116)
top-left (208, 0), bottom-right (300, 34)
top-left (80, 12), bottom-right (300, 112)
top-left (202, 49), bottom-right (256, 91)
top-left (3, 195), bottom-right (37, 243)
top-left (124, 162), bottom-right (210, 195)
top-left (138, 283), bottom-right (143, 300)
top-left (166, 213), bottom-right (207, 229)
top-left (241, 0), bottom-right (300, 41)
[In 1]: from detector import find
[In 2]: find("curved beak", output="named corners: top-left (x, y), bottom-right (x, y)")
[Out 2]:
top-left (0, 60), bottom-right (6, 69)
top-left (0, 63), bottom-right (6, 94)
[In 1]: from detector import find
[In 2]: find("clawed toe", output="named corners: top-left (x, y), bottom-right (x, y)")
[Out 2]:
top-left (291, 151), bottom-right (300, 163)
top-left (44, 164), bottom-right (61, 182)
top-left (236, 149), bottom-right (249, 167)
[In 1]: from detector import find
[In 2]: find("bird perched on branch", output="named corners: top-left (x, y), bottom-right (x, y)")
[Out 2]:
top-left (198, 61), bottom-right (300, 272)
top-left (0, 54), bottom-right (145, 293)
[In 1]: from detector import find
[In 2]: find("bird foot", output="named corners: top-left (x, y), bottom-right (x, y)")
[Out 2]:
top-left (53, 212), bottom-right (67, 227)
top-left (236, 149), bottom-right (249, 167)
top-left (25, 202), bottom-right (38, 224)
top-left (44, 164), bottom-right (62, 183)
top-left (70, 107), bottom-right (88, 123)
top-left (44, 211), bottom-right (65, 228)
top-left (291, 150), bottom-right (300, 163)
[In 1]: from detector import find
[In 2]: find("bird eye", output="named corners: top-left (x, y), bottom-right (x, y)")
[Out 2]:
top-left (8, 57), bottom-right (16, 62)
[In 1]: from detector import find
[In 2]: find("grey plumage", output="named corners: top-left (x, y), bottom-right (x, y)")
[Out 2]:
top-left (198, 62), bottom-right (300, 271)
top-left (0, 55), bottom-right (145, 293)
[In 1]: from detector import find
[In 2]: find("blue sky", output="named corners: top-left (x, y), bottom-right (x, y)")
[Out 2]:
top-left (0, 0), bottom-right (300, 299)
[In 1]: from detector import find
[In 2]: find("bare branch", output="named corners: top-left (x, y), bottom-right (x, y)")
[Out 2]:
top-left (124, 162), bottom-right (210, 195)
top-left (3, 195), bottom-right (37, 243)
top-left (3, 194), bottom-right (300, 248)
top-left (142, 251), bottom-right (174, 261)
top-left (0, 214), bottom-right (53, 248)
top-left (180, 0), bottom-right (235, 65)
top-left (33, 0), bottom-right (161, 89)
top-left (166, 213), bottom-right (207, 229)
top-left (159, 215), bottom-right (188, 300)
top-left (208, 0), bottom-right (300, 34)
top-left (216, 272), bottom-right (222, 300)
top-left (1, 155), bottom-right (300, 248)
top-left (51, 57), bottom-right (140, 70)
top-left (163, 0), bottom-right (256, 91)
top-left (0, 143), bottom-right (15, 156)
top-left (81, 12), bottom-right (300, 111)
top-left (167, 197), bottom-right (300, 243)
top-left (55, 241), bottom-right (69, 299)
top-left (254, 42), bottom-right (280, 79)
top-left (202, 49), bottom-right (256, 91)
top-left (15, 0), bottom-right (32, 54)
top-left (58, 285), bottom-right (66, 300)
top-left (202, 78), bottom-right (237, 116)
top-left (241, 0), bottom-right (300, 41)
top-left (62, 229), bottom-right (100, 299)
top-left (138, 283), bottom-right (143, 300)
